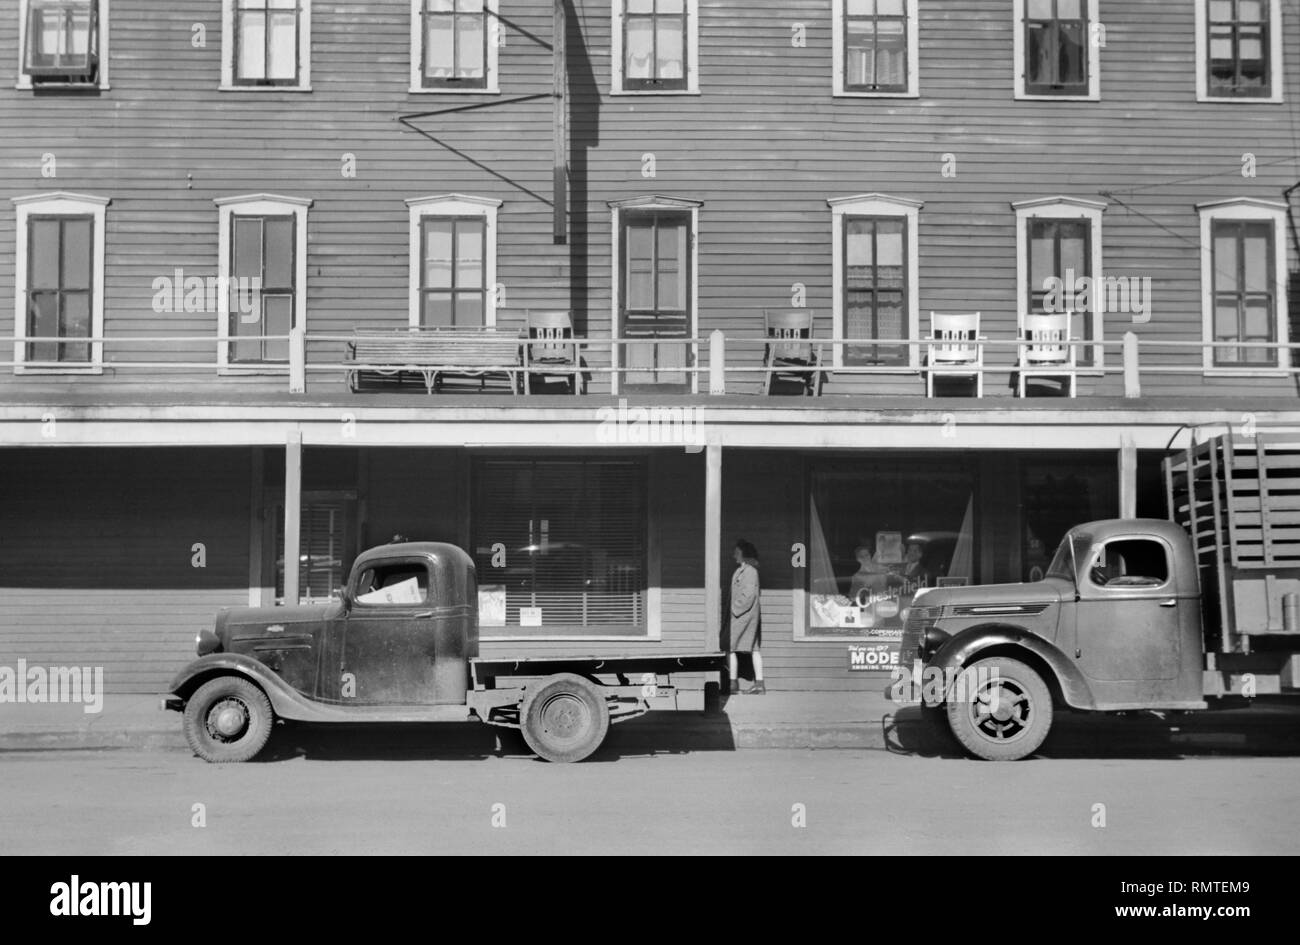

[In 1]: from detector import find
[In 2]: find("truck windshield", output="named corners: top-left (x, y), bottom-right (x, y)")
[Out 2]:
top-left (1046, 533), bottom-right (1080, 582)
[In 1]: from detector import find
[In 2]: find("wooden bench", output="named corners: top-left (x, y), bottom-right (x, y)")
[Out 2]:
top-left (345, 328), bottom-right (524, 394)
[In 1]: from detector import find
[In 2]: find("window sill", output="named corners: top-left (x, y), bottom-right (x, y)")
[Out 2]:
top-left (13, 364), bottom-right (104, 375)
top-left (1202, 367), bottom-right (1290, 378)
top-left (218, 364), bottom-right (289, 376)
top-left (834, 90), bottom-right (918, 99)
top-left (1197, 93), bottom-right (1284, 104)
top-left (610, 88), bottom-right (700, 97)
top-left (409, 85), bottom-right (500, 95)
top-left (16, 79), bottom-right (109, 91)
top-left (1015, 92), bottom-right (1099, 102)
top-left (219, 84), bottom-right (313, 93)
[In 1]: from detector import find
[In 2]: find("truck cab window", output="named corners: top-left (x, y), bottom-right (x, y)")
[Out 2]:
top-left (355, 564), bottom-right (429, 605)
top-left (1087, 539), bottom-right (1168, 588)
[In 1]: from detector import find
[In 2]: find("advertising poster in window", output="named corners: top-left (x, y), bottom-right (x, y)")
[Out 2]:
top-left (805, 462), bottom-right (976, 665)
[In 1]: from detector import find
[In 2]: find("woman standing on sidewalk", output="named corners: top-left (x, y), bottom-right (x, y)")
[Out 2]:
top-left (729, 539), bottom-right (764, 695)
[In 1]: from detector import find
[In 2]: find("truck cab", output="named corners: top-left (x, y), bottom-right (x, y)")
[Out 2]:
top-left (899, 519), bottom-right (1207, 760)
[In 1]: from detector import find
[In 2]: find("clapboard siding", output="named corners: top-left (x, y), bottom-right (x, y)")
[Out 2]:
top-left (0, 447), bottom-right (252, 692)
top-left (0, 1), bottom-right (1294, 400)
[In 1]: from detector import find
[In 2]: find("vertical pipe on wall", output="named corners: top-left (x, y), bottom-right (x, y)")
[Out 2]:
top-left (704, 443), bottom-right (722, 653)
top-left (284, 432), bottom-right (303, 606)
top-left (1119, 435), bottom-right (1138, 519)
top-left (553, 0), bottom-right (567, 244)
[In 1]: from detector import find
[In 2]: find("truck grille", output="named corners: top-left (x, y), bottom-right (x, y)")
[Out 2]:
top-left (900, 604), bottom-right (943, 665)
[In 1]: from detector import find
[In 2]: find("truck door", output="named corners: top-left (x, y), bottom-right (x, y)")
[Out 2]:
top-left (1073, 537), bottom-right (1184, 694)
top-left (339, 558), bottom-right (441, 706)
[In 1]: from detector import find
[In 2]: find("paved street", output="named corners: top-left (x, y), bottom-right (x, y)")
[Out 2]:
top-left (2, 743), bottom-right (1297, 855)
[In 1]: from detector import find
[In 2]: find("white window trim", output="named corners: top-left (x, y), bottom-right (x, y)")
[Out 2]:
top-left (11, 192), bottom-right (110, 374)
top-left (220, 0), bottom-right (312, 92)
top-left (828, 193), bottom-right (923, 371)
top-left (610, 0), bottom-right (700, 95)
top-left (1012, 195), bottom-right (1107, 372)
top-left (608, 195), bottom-right (703, 394)
top-left (16, 0), bottom-right (111, 90)
top-left (409, 0), bottom-right (501, 94)
top-left (1013, 0), bottom-right (1100, 101)
top-left (1195, 0), bottom-right (1284, 103)
top-left (1196, 197), bottom-right (1290, 376)
top-left (832, 0), bottom-right (919, 98)
top-left (406, 194), bottom-right (501, 329)
top-left (215, 194), bottom-right (312, 374)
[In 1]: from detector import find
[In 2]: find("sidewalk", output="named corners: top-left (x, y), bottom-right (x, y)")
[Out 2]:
top-left (2, 689), bottom-right (1298, 758)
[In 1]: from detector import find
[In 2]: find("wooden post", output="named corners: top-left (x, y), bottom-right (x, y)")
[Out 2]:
top-left (704, 443), bottom-right (723, 654)
top-left (248, 447), bottom-right (264, 607)
top-left (709, 329), bottom-right (725, 394)
top-left (552, 0), bottom-right (567, 244)
top-left (284, 432), bottom-right (303, 606)
top-left (289, 325), bottom-right (306, 393)
top-left (1119, 434), bottom-right (1138, 519)
top-left (1122, 331), bottom-right (1140, 399)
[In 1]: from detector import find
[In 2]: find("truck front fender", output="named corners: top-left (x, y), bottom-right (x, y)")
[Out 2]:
top-left (928, 624), bottom-right (1099, 710)
top-left (165, 653), bottom-right (325, 721)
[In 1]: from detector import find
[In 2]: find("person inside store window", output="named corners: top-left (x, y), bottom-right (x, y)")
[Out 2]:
top-left (728, 539), bottom-right (764, 695)
top-left (849, 543), bottom-right (893, 603)
top-left (899, 541), bottom-right (931, 590)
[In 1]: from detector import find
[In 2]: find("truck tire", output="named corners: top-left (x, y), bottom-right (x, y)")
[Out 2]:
top-left (183, 676), bottom-right (275, 763)
top-left (520, 673), bottom-right (610, 763)
top-left (945, 657), bottom-right (1053, 761)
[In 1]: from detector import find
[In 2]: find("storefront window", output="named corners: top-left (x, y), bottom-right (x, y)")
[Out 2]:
top-left (805, 460), bottom-right (976, 641)
top-left (1021, 458), bottom-right (1116, 582)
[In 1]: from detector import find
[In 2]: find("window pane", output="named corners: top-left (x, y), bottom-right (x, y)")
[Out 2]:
top-left (1209, 1), bottom-right (1234, 19)
top-left (68, 6), bottom-right (92, 57)
top-left (877, 0), bottom-right (904, 14)
top-left (846, 220), bottom-right (873, 268)
top-left (264, 218), bottom-right (294, 288)
top-left (1243, 299), bottom-right (1272, 341)
top-left (846, 0), bottom-right (875, 14)
top-left (423, 221), bottom-right (454, 289)
top-left (627, 0), bottom-right (655, 13)
top-left (1058, 22), bottom-right (1085, 85)
top-left (239, 13), bottom-right (267, 80)
top-left (61, 291), bottom-right (91, 361)
top-left (61, 219), bottom-right (92, 291)
top-left (426, 0), bottom-right (455, 10)
top-left (233, 218), bottom-right (263, 279)
top-left (32, 8), bottom-right (63, 65)
top-left (1239, 0), bottom-right (1264, 22)
top-left (845, 22), bottom-right (873, 87)
top-left (456, 15), bottom-right (485, 77)
top-left (1214, 299), bottom-right (1239, 341)
top-left (262, 295), bottom-right (292, 360)
top-left (626, 18), bottom-right (653, 79)
top-left (30, 220), bottom-right (61, 289)
top-left (656, 20), bottom-right (684, 79)
top-left (1027, 0), bottom-right (1053, 18)
top-left (875, 223), bottom-right (904, 269)
top-left (455, 291), bottom-right (484, 327)
top-left (1060, 230), bottom-right (1087, 277)
top-left (1058, 0), bottom-right (1082, 19)
top-left (28, 293), bottom-right (60, 359)
top-left (267, 12), bottom-right (297, 80)
top-left (459, 0), bottom-right (485, 12)
top-left (1026, 22), bottom-right (1052, 85)
top-left (425, 17), bottom-right (454, 77)
top-left (877, 21), bottom-right (906, 86)
top-left (1029, 230), bottom-right (1055, 290)
top-left (423, 292), bottom-right (452, 327)
top-left (455, 222), bottom-right (484, 288)
top-left (1214, 233), bottom-right (1238, 293)
top-left (1243, 233), bottom-right (1270, 291)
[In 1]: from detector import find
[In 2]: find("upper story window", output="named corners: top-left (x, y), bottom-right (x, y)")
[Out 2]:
top-left (1013, 196), bottom-right (1106, 368)
top-left (11, 192), bottom-right (109, 374)
top-left (1197, 198), bottom-right (1289, 373)
top-left (406, 194), bottom-right (501, 328)
top-left (17, 0), bottom-right (107, 90)
top-left (612, 0), bottom-right (699, 94)
top-left (1014, 0), bottom-right (1099, 100)
top-left (221, 0), bottom-right (312, 90)
top-left (412, 0), bottom-right (499, 92)
top-left (828, 194), bottom-right (922, 370)
top-left (834, 0), bottom-right (918, 97)
top-left (215, 194), bottom-right (312, 371)
top-left (1196, 0), bottom-right (1283, 102)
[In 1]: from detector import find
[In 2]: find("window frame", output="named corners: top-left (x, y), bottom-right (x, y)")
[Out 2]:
top-left (833, 0), bottom-right (919, 98)
top-left (406, 194), bottom-right (501, 329)
top-left (1013, 0), bottom-right (1100, 101)
top-left (16, 0), bottom-right (109, 90)
top-left (409, 0), bottom-right (500, 94)
top-left (1197, 197), bottom-right (1290, 375)
top-left (11, 192), bottom-right (109, 374)
top-left (828, 194), bottom-right (922, 371)
top-left (1195, 0), bottom-right (1283, 103)
top-left (608, 195), bottom-right (703, 392)
top-left (215, 194), bottom-right (312, 374)
top-left (1013, 195), bottom-right (1107, 372)
top-left (611, 0), bottom-right (700, 96)
top-left (221, 0), bottom-right (312, 92)
top-left (1080, 535), bottom-right (1174, 597)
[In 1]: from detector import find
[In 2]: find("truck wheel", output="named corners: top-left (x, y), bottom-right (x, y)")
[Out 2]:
top-left (520, 673), bottom-right (610, 763)
top-left (183, 676), bottom-right (274, 763)
top-left (946, 657), bottom-right (1053, 761)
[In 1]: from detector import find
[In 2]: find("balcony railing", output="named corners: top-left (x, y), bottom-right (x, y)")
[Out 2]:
top-left (5, 329), bottom-right (1300, 400)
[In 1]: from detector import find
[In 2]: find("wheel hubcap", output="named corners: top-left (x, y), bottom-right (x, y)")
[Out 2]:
top-left (539, 693), bottom-right (591, 745)
top-left (968, 677), bottom-right (1032, 742)
top-left (207, 698), bottom-right (250, 741)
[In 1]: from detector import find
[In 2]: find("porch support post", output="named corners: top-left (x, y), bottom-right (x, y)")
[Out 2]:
top-left (1119, 434), bottom-right (1138, 519)
top-left (284, 431), bottom-right (303, 606)
top-left (704, 443), bottom-right (723, 652)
